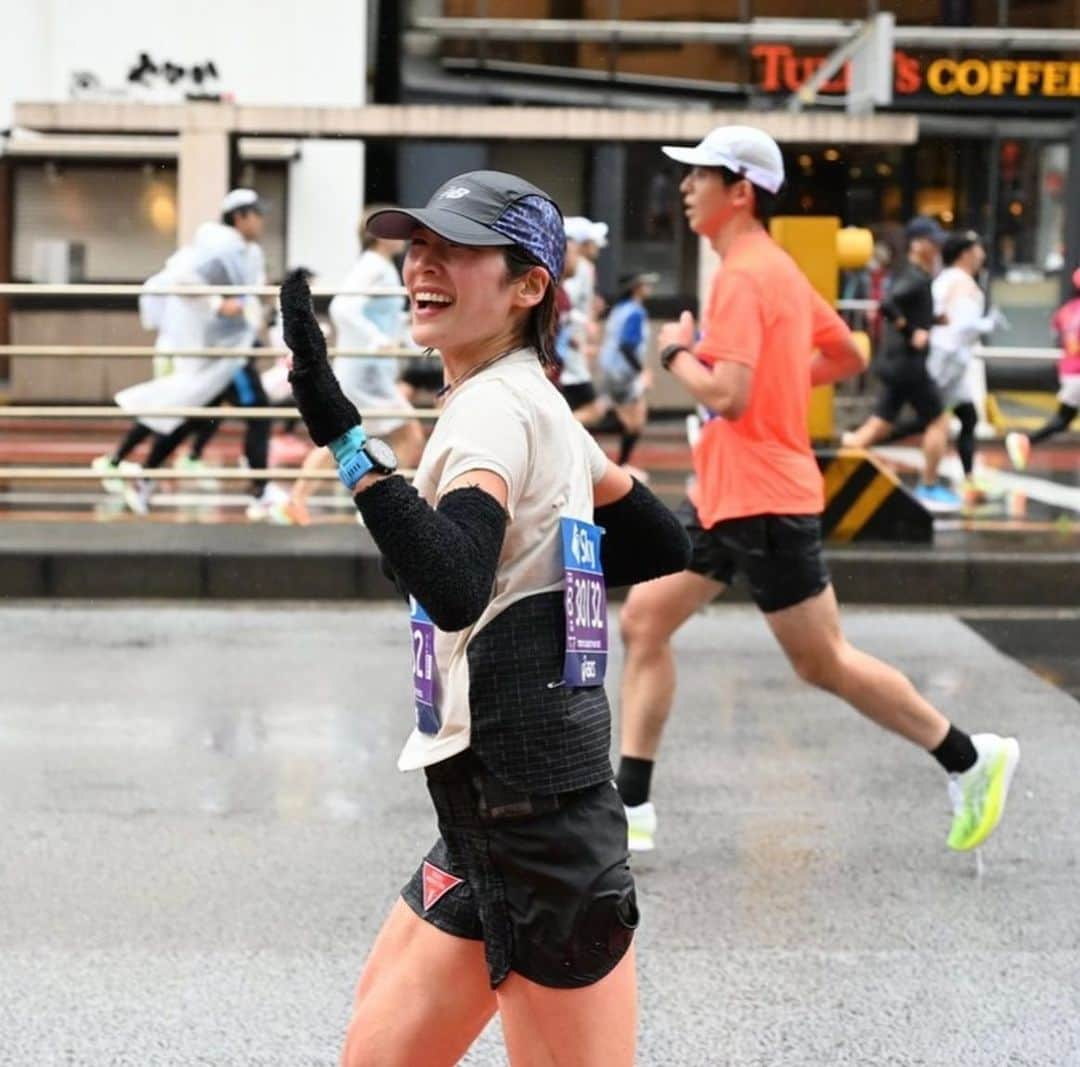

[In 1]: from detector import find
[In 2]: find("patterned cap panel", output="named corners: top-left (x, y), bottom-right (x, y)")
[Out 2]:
top-left (490, 195), bottom-right (566, 282)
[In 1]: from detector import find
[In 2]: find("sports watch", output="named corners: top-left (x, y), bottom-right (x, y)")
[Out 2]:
top-left (660, 343), bottom-right (692, 372)
top-left (330, 427), bottom-right (399, 488)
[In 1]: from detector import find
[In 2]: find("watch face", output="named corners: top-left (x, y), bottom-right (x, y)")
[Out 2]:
top-left (365, 437), bottom-right (399, 472)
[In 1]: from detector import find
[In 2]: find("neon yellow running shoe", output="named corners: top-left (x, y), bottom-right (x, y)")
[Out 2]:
top-left (947, 733), bottom-right (1020, 852)
top-left (626, 802), bottom-right (657, 853)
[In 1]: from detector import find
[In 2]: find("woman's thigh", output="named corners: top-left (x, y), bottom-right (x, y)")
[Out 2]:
top-left (342, 898), bottom-right (497, 1067)
top-left (497, 944), bottom-right (637, 1067)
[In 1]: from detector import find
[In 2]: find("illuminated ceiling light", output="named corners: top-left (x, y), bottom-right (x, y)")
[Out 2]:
top-left (875, 162), bottom-right (893, 177)
top-left (1008, 201), bottom-right (1023, 217)
top-left (824, 148), bottom-right (840, 162)
top-left (798, 154), bottom-right (813, 168)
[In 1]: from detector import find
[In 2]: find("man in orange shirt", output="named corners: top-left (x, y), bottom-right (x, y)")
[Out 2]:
top-left (615, 125), bottom-right (1019, 857)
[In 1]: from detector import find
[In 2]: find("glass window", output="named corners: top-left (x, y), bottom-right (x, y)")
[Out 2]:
top-left (619, 144), bottom-right (694, 301)
top-left (13, 161), bottom-right (287, 282)
top-left (14, 163), bottom-right (178, 282)
top-left (990, 139), bottom-right (1067, 347)
top-left (1008, 0), bottom-right (1080, 28)
top-left (894, 0), bottom-right (1004, 24)
top-left (751, 0), bottom-right (870, 15)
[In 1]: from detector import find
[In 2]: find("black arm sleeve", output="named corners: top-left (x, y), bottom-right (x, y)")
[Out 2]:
top-left (595, 479), bottom-right (692, 588)
top-left (355, 476), bottom-right (507, 632)
top-left (619, 341), bottom-right (643, 373)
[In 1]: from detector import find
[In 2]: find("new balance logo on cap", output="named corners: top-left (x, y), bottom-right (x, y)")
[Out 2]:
top-left (439, 187), bottom-right (471, 200)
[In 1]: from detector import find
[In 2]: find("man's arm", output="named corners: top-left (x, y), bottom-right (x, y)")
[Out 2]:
top-left (810, 335), bottom-right (868, 386)
top-left (658, 309), bottom-right (753, 418)
top-left (809, 292), bottom-right (869, 386)
top-left (668, 351), bottom-right (752, 418)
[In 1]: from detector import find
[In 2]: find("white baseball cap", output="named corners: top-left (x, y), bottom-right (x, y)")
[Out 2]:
top-left (564, 216), bottom-right (609, 248)
top-left (662, 125), bottom-right (785, 194)
top-left (221, 188), bottom-right (264, 214)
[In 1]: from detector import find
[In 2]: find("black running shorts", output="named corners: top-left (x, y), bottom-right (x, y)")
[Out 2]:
top-left (677, 499), bottom-right (830, 614)
top-left (874, 367), bottom-right (944, 425)
top-left (401, 750), bottom-right (638, 990)
top-left (561, 381), bottom-right (598, 412)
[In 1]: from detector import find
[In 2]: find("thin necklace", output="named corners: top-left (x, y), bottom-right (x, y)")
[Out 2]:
top-left (436, 345), bottom-right (519, 399)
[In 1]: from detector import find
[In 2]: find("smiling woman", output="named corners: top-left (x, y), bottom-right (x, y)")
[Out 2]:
top-left (279, 169), bottom-right (691, 1066)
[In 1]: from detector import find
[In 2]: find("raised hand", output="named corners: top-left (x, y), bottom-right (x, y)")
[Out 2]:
top-left (281, 269), bottom-right (361, 446)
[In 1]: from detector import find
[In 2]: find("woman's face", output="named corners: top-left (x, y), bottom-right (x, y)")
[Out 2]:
top-left (403, 227), bottom-right (542, 353)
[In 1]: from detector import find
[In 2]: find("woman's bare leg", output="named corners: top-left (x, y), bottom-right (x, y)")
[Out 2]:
top-left (341, 899), bottom-right (497, 1067)
top-left (497, 945), bottom-right (637, 1067)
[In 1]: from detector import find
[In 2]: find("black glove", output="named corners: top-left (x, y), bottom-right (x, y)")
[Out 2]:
top-left (281, 269), bottom-right (361, 446)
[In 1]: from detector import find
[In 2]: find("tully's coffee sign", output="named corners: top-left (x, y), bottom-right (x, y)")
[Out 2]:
top-left (753, 44), bottom-right (1080, 98)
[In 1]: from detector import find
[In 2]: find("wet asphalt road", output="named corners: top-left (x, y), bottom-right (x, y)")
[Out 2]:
top-left (2, 602), bottom-right (1078, 1066)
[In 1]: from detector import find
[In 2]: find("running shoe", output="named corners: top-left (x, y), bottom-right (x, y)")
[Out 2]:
top-left (947, 733), bottom-right (1020, 852)
top-left (246, 482), bottom-right (290, 522)
top-left (174, 455), bottom-right (219, 491)
top-left (1005, 431), bottom-right (1031, 471)
top-left (914, 482), bottom-right (962, 513)
top-left (961, 478), bottom-right (983, 510)
top-left (268, 498), bottom-right (312, 527)
top-left (967, 471), bottom-right (1006, 501)
top-left (92, 455), bottom-right (141, 495)
top-left (626, 802), bottom-right (657, 853)
top-left (123, 478), bottom-right (153, 516)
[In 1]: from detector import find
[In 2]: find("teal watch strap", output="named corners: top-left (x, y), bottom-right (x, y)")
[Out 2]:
top-left (329, 426), bottom-right (371, 488)
top-left (328, 425), bottom-right (367, 465)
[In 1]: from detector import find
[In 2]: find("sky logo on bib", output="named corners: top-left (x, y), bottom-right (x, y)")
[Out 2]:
top-left (422, 860), bottom-right (464, 911)
top-left (569, 523), bottom-right (597, 569)
top-left (439, 187), bottom-right (471, 200)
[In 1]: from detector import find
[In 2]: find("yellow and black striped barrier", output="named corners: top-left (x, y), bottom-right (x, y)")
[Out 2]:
top-left (817, 448), bottom-right (933, 544)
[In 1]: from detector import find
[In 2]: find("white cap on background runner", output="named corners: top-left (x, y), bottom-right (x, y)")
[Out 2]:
top-left (220, 188), bottom-right (264, 214)
top-left (661, 125), bottom-right (785, 194)
top-left (564, 216), bottom-right (609, 248)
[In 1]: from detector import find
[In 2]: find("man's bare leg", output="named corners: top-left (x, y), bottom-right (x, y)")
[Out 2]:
top-left (764, 584), bottom-right (950, 749)
top-left (842, 415), bottom-right (893, 450)
top-left (616, 570), bottom-right (722, 822)
top-left (921, 412), bottom-right (950, 486)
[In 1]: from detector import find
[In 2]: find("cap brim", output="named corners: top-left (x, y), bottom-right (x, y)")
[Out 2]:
top-left (366, 207), bottom-right (515, 247)
top-left (661, 145), bottom-right (707, 165)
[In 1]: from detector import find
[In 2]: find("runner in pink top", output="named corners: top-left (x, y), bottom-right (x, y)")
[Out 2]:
top-left (1005, 268), bottom-right (1080, 469)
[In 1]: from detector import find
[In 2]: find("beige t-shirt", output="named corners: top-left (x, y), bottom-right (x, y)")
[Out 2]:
top-left (398, 347), bottom-right (610, 772)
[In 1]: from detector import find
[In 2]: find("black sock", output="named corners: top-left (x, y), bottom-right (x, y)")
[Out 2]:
top-left (617, 432), bottom-right (640, 466)
top-left (615, 756), bottom-right (654, 807)
top-left (931, 724), bottom-right (978, 774)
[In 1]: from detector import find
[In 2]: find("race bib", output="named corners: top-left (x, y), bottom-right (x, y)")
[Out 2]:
top-left (410, 597), bottom-right (441, 735)
top-left (561, 517), bottom-right (607, 687)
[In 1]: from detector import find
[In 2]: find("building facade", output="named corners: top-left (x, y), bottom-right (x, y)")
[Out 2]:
top-left (394, 1), bottom-right (1080, 345)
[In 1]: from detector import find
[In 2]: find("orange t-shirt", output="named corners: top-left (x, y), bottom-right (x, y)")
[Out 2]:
top-left (690, 230), bottom-right (851, 527)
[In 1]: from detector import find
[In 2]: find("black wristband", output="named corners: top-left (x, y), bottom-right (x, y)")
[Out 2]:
top-left (660, 343), bottom-right (691, 372)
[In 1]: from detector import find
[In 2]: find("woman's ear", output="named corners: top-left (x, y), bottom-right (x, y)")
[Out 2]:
top-left (513, 267), bottom-right (549, 309)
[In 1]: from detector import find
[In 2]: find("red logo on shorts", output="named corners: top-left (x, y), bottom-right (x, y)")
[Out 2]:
top-left (422, 860), bottom-right (463, 911)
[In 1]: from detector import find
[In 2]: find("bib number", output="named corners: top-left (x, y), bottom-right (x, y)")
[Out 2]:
top-left (561, 517), bottom-right (607, 687)
top-left (410, 598), bottom-right (441, 735)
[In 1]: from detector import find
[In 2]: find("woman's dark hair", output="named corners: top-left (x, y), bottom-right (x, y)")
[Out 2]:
top-left (503, 245), bottom-right (559, 368)
top-left (717, 166), bottom-right (780, 224)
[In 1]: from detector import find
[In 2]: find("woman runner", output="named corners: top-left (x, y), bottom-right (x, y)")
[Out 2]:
top-left (280, 170), bottom-right (690, 1067)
